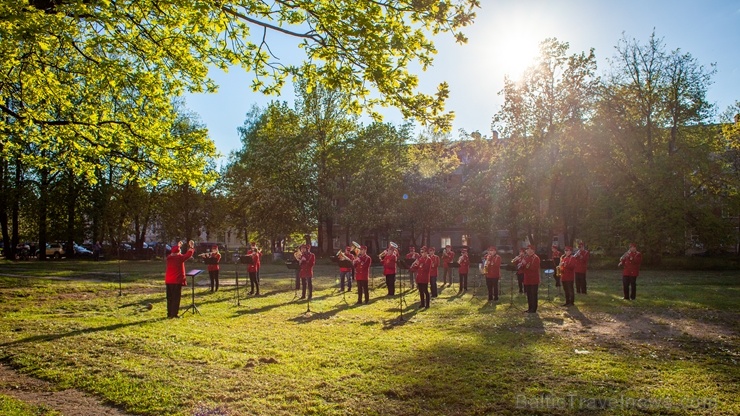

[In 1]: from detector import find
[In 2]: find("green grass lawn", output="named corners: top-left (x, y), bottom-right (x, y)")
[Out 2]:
top-left (0, 259), bottom-right (738, 415)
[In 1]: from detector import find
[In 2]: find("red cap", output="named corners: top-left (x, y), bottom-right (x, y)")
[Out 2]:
top-left (250, 241), bottom-right (256, 246)
top-left (552, 245), bottom-right (558, 248)
top-left (345, 246), bottom-right (352, 250)
top-left (527, 244), bottom-right (535, 250)
top-left (360, 245), bottom-right (367, 250)
top-left (409, 246), bottom-right (415, 250)
top-left (212, 245), bottom-right (218, 249)
top-left (428, 247), bottom-right (435, 252)
top-left (578, 242), bottom-right (585, 247)
top-left (171, 245), bottom-right (180, 253)
top-left (629, 243), bottom-right (637, 247)
top-left (488, 246), bottom-right (497, 251)
top-left (565, 246), bottom-right (573, 251)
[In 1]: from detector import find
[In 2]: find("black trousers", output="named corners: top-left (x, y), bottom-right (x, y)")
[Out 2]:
top-left (622, 276), bottom-right (637, 299)
top-left (340, 270), bottom-right (352, 291)
top-left (295, 269), bottom-right (300, 290)
top-left (301, 277), bottom-right (312, 299)
top-left (575, 272), bottom-right (587, 294)
top-left (430, 276), bottom-right (438, 297)
top-left (409, 271), bottom-right (416, 289)
top-left (443, 267), bottom-right (452, 284)
top-left (524, 284), bottom-right (539, 312)
top-left (563, 280), bottom-right (575, 305)
top-left (417, 283), bottom-right (430, 308)
top-left (385, 274), bottom-right (396, 295)
top-left (357, 280), bottom-right (369, 303)
top-left (517, 273), bottom-right (524, 293)
top-left (166, 283), bottom-right (182, 318)
top-left (209, 269), bottom-right (220, 292)
top-left (486, 278), bottom-right (500, 300)
top-left (554, 275), bottom-right (561, 287)
top-left (458, 273), bottom-right (468, 291)
top-left (249, 271), bottom-right (260, 294)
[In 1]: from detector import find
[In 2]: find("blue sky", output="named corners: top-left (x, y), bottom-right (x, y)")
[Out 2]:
top-left (184, 0), bottom-right (740, 162)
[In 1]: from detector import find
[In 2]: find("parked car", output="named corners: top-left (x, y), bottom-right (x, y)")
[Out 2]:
top-left (36, 242), bottom-right (66, 259)
top-left (496, 245), bottom-right (514, 255)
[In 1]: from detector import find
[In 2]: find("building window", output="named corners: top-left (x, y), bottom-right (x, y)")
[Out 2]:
top-left (462, 235), bottom-right (469, 246)
top-left (441, 237), bottom-right (451, 248)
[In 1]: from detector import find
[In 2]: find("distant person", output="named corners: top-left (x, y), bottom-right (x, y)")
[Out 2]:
top-left (379, 243), bottom-right (398, 296)
top-left (559, 246), bottom-right (576, 306)
top-left (428, 247), bottom-right (440, 298)
top-left (410, 250), bottom-right (431, 309)
top-left (574, 242), bottom-right (590, 294)
top-left (93, 241), bottom-right (102, 261)
top-left (337, 246), bottom-right (355, 292)
top-left (512, 248), bottom-right (526, 294)
top-left (165, 241), bottom-right (195, 318)
top-left (551, 245), bottom-right (562, 288)
top-left (457, 247), bottom-right (470, 293)
top-left (522, 245), bottom-right (541, 313)
top-left (619, 243), bottom-right (643, 300)
top-left (246, 242), bottom-right (261, 295)
top-left (441, 245), bottom-right (455, 286)
top-left (484, 246), bottom-right (501, 301)
top-left (298, 244), bottom-right (315, 300)
top-left (203, 244), bottom-right (221, 292)
top-left (353, 245), bottom-right (372, 305)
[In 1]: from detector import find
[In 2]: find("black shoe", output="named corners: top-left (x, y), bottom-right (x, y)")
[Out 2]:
top-left (494, 297), bottom-right (499, 301)
top-left (249, 291), bottom-right (254, 295)
top-left (364, 300), bottom-right (369, 304)
top-left (299, 296), bottom-right (306, 299)
top-left (623, 297), bottom-right (629, 300)
top-left (355, 301), bottom-right (362, 305)
top-left (562, 303), bottom-right (569, 307)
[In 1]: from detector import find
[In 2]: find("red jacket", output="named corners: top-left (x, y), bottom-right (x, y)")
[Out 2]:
top-left (458, 253), bottom-right (470, 274)
top-left (382, 253), bottom-right (397, 275)
top-left (485, 254), bottom-right (501, 279)
top-left (246, 249), bottom-right (261, 273)
top-left (622, 251), bottom-right (643, 277)
top-left (574, 249), bottom-right (590, 273)
top-left (442, 250), bottom-right (454, 268)
top-left (521, 254), bottom-right (541, 285)
top-left (559, 255), bottom-right (576, 282)
top-left (299, 252), bottom-right (315, 279)
top-left (413, 256), bottom-right (431, 284)
top-left (429, 254), bottom-right (439, 277)
top-left (165, 249), bottom-right (194, 285)
top-left (353, 254), bottom-right (372, 281)
top-left (206, 252), bottom-right (221, 272)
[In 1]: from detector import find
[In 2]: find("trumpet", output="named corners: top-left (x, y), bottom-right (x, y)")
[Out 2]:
top-left (618, 250), bottom-right (630, 267)
top-left (336, 250), bottom-right (349, 261)
top-left (457, 253), bottom-right (468, 264)
top-left (293, 249), bottom-right (302, 261)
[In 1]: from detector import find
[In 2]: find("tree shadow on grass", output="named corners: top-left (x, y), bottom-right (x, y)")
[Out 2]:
top-left (287, 303), bottom-right (354, 324)
top-left (0, 318), bottom-right (165, 348)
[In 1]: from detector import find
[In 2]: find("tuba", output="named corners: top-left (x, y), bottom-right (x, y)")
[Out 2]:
top-left (618, 250), bottom-right (630, 267)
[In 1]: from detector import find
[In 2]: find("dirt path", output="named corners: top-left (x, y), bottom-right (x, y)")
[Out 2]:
top-left (0, 363), bottom-right (133, 416)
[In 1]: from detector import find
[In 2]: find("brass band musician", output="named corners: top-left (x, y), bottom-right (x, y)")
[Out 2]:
top-left (246, 242), bottom-right (261, 295)
top-left (298, 244), bottom-right (315, 300)
top-left (337, 246), bottom-right (356, 292)
top-left (619, 243), bottom-right (643, 300)
top-left (379, 242), bottom-right (399, 296)
top-left (551, 245), bottom-right (562, 288)
top-left (200, 244), bottom-right (221, 292)
top-left (441, 245), bottom-right (455, 287)
top-left (559, 246), bottom-right (576, 306)
top-left (457, 247), bottom-right (470, 293)
top-left (512, 248), bottom-right (526, 294)
top-left (484, 246), bottom-right (501, 301)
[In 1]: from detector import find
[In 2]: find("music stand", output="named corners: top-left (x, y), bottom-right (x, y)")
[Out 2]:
top-left (503, 263), bottom-right (524, 311)
top-left (180, 269), bottom-right (203, 316)
top-left (539, 259), bottom-right (556, 305)
top-left (285, 261), bottom-right (300, 301)
top-left (233, 258), bottom-right (241, 306)
top-left (335, 259), bottom-right (354, 306)
top-left (396, 260), bottom-right (409, 322)
top-left (449, 261), bottom-right (460, 291)
top-left (469, 265), bottom-right (485, 303)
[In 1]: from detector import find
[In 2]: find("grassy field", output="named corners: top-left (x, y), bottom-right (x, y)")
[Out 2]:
top-left (0, 259), bottom-right (737, 415)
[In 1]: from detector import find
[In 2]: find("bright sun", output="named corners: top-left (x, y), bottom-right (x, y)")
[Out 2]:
top-left (482, 18), bottom-right (546, 80)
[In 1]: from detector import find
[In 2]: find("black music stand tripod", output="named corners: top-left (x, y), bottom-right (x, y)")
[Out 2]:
top-left (181, 269), bottom-right (203, 316)
top-left (396, 260), bottom-right (412, 322)
top-left (503, 264), bottom-right (524, 311)
top-left (335, 259), bottom-right (354, 307)
top-left (539, 260), bottom-right (557, 306)
top-left (286, 260), bottom-right (300, 301)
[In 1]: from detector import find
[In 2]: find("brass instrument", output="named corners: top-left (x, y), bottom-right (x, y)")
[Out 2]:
top-left (351, 241), bottom-right (361, 255)
top-left (618, 250), bottom-right (630, 267)
top-left (556, 254), bottom-right (565, 277)
top-left (293, 249), bottom-right (302, 261)
top-left (457, 252), bottom-right (468, 264)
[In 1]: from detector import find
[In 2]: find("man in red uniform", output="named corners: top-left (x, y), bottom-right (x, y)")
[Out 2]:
top-left (484, 246), bottom-right (501, 301)
top-left (247, 242), bottom-right (261, 295)
top-left (339, 245), bottom-right (355, 292)
top-left (559, 246), bottom-right (576, 306)
top-left (521, 245), bottom-right (541, 313)
top-left (165, 240), bottom-right (195, 318)
top-left (353, 245), bottom-right (372, 305)
top-left (574, 242), bottom-right (590, 294)
top-left (551, 245), bottom-right (562, 288)
top-left (428, 247), bottom-right (440, 298)
top-left (620, 243), bottom-right (643, 300)
top-left (405, 246), bottom-right (420, 289)
top-left (380, 243), bottom-right (398, 296)
top-left (298, 244), bottom-right (315, 300)
top-left (250, 242), bottom-right (262, 284)
top-left (411, 250), bottom-right (431, 309)
top-left (514, 247), bottom-right (526, 294)
top-left (441, 245), bottom-right (455, 286)
top-left (206, 244), bottom-right (222, 292)
top-left (457, 247), bottom-right (470, 293)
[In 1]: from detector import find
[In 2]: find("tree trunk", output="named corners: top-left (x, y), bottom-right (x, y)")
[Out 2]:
top-left (38, 167), bottom-right (49, 261)
top-left (65, 170), bottom-right (76, 258)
